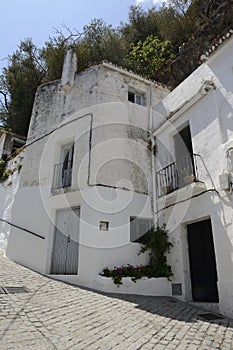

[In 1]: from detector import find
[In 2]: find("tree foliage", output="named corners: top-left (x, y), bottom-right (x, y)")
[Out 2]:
top-left (120, 5), bottom-right (159, 45)
top-left (1, 39), bottom-right (45, 136)
top-left (41, 35), bottom-right (67, 83)
top-left (0, 0), bottom-right (230, 136)
top-left (76, 19), bottom-right (127, 71)
top-left (128, 35), bottom-right (174, 80)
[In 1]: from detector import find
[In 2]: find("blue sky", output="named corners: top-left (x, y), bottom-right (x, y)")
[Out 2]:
top-left (0, 0), bottom-right (166, 74)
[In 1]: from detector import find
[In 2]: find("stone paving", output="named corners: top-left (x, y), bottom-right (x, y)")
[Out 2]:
top-left (1, 251), bottom-right (233, 350)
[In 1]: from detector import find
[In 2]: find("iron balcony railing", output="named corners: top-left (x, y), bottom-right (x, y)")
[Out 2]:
top-left (156, 153), bottom-right (199, 198)
top-left (52, 160), bottom-right (73, 190)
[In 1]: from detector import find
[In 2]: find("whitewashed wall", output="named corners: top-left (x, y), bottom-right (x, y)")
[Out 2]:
top-left (6, 63), bottom-right (166, 284)
top-left (0, 155), bottom-right (23, 251)
top-left (153, 37), bottom-right (233, 317)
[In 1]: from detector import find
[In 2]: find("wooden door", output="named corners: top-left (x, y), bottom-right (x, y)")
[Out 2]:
top-left (187, 219), bottom-right (219, 302)
top-left (51, 208), bottom-right (80, 274)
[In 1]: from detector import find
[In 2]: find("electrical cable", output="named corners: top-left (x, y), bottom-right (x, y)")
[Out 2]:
top-left (0, 218), bottom-right (45, 240)
top-left (155, 188), bottom-right (219, 215)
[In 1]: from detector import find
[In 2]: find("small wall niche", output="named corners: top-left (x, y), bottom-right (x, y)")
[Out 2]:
top-left (99, 221), bottom-right (109, 231)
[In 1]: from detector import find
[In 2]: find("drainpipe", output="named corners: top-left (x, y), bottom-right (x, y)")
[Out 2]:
top-left (149, 83), bottom-right (158, 228)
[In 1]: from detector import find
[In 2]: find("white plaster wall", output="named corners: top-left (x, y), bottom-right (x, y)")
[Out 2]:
top-left (93, 276), bottom-right (172, 296)
top-left (6, 186), bottom-right (50, 273)
top-left (6, 183), bottom-right (152, 279)
top-left (207, 38), bottom-right (233, 94)
top-left (76, 187), bottom-right (152, 282)
top-left (21, 102), bottom-right (152, 193)
top-left (28, 63), bottom-right (168, 142)
top-left (0, 180), bottom-right (18, 251)
top-left (158, 190), bottom-right (233, 316)
top-left (6, 65), bottom-right (158, 282)
top-left (0, 155), bottom-right (23, 251)
top-left (153, 38), bottom-right (233, 317)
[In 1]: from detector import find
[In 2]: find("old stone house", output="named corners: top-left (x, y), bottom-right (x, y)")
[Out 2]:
top-left (6, 48), bottom-right (168, 288)
top-left (5, 31), bottom-right (233, 318)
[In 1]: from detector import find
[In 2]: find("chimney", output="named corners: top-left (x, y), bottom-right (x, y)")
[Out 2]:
top-left (61, 46), bottom-right (77, 92)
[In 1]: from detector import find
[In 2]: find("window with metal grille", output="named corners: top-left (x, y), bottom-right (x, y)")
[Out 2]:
top-left (52, 143), bottom-right (74, 190)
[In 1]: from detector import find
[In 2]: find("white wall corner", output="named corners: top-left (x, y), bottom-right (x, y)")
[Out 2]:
top-left (61, 47), bottom-right (77, 92)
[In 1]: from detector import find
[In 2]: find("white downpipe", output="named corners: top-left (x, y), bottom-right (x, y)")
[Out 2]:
top-left (149, 83), bottom-right (157, 227)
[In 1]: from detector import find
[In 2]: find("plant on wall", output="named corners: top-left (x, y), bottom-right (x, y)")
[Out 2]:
top-left (0, 159), bottom-right (13, 183)
top-left (100, 225), bottom-right (173, 286)
top-left (0, 159), bottom-right (7, 182)
top-left (139, 224), bottom-right (173, 278)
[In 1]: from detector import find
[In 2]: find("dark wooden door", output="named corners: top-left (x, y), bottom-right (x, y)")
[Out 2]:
top-left (187, 219), bottom-right (219, 302)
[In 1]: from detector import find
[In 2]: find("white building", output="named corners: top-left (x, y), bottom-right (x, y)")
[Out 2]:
top-left (6, 48), bottom-right (168, 288)
top-left (6, 32), bottom-right (233, 318)
top-left (153, 33), bottom-right (233, 317)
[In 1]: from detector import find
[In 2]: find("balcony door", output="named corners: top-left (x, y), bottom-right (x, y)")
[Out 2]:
top-left (61, 144), bottom-right (74, 188)
top-left (52, 143), bottom-right (74, 190)
top-left (174, 124), bottom-right (194, 187)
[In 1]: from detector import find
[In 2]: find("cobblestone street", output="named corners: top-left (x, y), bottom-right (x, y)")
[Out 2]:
top-left (1, 250), bottom-right (233, 350)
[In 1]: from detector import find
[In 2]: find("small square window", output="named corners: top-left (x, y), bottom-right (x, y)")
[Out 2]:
top-left (128, 90), bottom-right (146, 106)
top-left (99, 221), bottom-right (109, 231)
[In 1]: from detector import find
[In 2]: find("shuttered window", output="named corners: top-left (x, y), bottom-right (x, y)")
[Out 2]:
top-left (130, 217), bottom-right (153, 242)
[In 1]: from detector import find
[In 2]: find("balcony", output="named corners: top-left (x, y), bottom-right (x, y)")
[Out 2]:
top-left (156, 154), bottom-right (200, 198)
top-left (52, 160), bottom-right (73, 190)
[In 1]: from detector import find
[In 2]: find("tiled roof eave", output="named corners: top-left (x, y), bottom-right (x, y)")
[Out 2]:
top-left (200, 29), bottom-right (233, 62)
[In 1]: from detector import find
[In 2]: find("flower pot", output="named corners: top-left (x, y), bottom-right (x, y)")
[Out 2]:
top-left (95, 275), bottom-right (172, 296)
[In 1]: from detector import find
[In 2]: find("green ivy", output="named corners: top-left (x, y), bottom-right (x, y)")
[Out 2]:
top-left (139, 224), bottom-right (173, 279)
top-left (0, 159), bottom-right (6, 182)
top-left (0, 159), bottom-right (11, 183)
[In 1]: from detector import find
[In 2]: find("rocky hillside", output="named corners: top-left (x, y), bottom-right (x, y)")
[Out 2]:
top-left (164, 0), bottom-right (233, 89)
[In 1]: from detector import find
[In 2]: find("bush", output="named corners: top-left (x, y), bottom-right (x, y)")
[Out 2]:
top-left (100, 225), bottom-right (173, 286)
top-left (101, 264), bottom-right (150, 286)
top-left (139, 224), bottom-right (173, 279)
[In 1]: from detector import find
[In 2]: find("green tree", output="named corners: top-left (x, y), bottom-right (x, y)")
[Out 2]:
top-left (1, 39), bottom-right (45, 136)
top-left (1, 0), bottom-right (230, 136)
top-left (128, 35), bottom-right (174, 80)
top-left (120, 5), bottom-right (159, 45)
top-left (0, 74), bottom-right (10, 128)
top-left (41, 35), bottom-right (67, 83)
top-left (154, 0), bottom-right (210, 50)
top-left (76, 19), bottom-right (127, 71)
